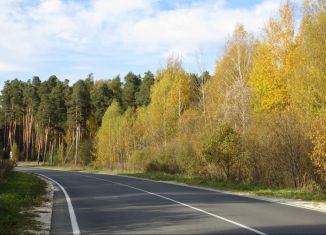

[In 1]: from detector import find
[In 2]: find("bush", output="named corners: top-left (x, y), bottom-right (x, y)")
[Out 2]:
top-left (245, 112), bottom-right (313, 188)
top-left (11, 143), bottom-right (20, 162)
top-left (0, 160), bottom-right (16, 178)
top-left (310, 118), bottom-right (326, 186)
top-left (78, 139), bottom-right (94, 166)
top-left (302, 181), bottom-right (322, 193)
top-left (128, 147), bottom-right (156, 171)
top-left (144, 145), bottom-right (182, 174)
top-left (202, 124), bottom-right (242, 181)
top-left (146, 159), bottom-right (182, 174)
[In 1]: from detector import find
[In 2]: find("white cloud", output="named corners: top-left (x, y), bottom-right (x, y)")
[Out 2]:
top-left (0, 62), bottom-right (25, 72)
top-left (0, 0), bottom-right (296, 75)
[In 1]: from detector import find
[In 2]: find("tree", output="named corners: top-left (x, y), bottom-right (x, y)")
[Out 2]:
top-left (136, 71), bottom-right (155, 106)
top-left (95, 100), bottom-right (122, 167)
top-left (290, 1), bottom-right (326, 115)
top-left (91, 83), bottom-right (114, 127)
top-left (67, 80), bottom-right (91, 165)
top-left (122, 72), bottom-right (141, 109)
top-left (249, 0), bottom-right (296, 112)
top-left (206, 24), bottom-right (254, 132)
top-left (1, 79), bottom-right (24, 149)
top-left (110, 76), bottom-right (123, 107)
top-left (147, 58), bottom-right (192, 146)
top-left (22, 80), bottom-right (39, 161)
top-left (203, 124), bottom-right (242, 181)
top-left (190, 71), bottom-right (211, 125)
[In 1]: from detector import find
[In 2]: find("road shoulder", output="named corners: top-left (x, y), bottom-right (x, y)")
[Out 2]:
top-left (27, 175), bottom-right (54, 235)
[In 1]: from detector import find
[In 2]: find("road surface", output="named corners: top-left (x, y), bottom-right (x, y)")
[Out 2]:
top-left (19, 167), bottom-right (326, 234)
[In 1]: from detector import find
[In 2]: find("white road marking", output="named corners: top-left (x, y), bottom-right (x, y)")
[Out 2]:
top-left (116, 174), bottom-right (326, 214)
top-left (77, 173), bottom-right (267, 235)
top-left (37, 173), bottom-right (80, 235)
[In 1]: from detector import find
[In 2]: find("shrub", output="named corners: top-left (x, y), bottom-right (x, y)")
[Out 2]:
top-left (0, 160), bottom-right (16, 178)
top-left (128, 147), bottom-right (156, 171)
top-left (11, 143), bottom-right (20, 162)
top-left (78, 139), bottom-right (94, 166)
top-left (144, 145), bottom-right (182, 174)
top-left (310, 118), bottom-right (326, 187)
top-left (245, 112), bottom-right (313, 188)
top-left (145, 159), bottom-right (181, 174)
top-left (202, 124), bottom-right (242, 181)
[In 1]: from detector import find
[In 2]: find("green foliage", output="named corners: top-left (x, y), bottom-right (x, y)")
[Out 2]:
top-left (91, 83), bottom-right (113, 127)
top-left (78, 138), bottom-right (94, 166)
top-left (136, 71), bottom-right (155, 106)
top-left (203, 125), bottom-right (242, 181)
top-left (69, 80), bottom-right (91, 129)
top-left (122, 72), bottom-right (141, 109)
top-left (110, 76), bottom-right (123, 106)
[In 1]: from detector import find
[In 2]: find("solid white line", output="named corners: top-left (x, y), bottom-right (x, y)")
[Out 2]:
top-left (112, 174), bottom-right (326, 214)
top-left (37, 173), bottom-right (80, 235)
top-left (32, 168), bottom-right (326, 214)
top-left (77, 173), bottom-right (266, 235)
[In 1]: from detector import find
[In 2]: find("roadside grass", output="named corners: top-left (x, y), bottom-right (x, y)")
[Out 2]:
top-left (0, 171), bottom-right (47, 234)
top-left (27, 164), bottom-right (326, 202)
top-left (125, 172), bottom-right (326, 202)
top-left (29, 164), bottom-right (135, 175)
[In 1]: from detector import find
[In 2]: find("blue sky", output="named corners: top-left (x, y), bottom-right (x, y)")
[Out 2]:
top-left (0, 0), bottom-right (300, 87)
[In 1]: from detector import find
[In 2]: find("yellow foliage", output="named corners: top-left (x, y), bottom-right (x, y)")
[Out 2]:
top-left (206, 24), bottom-right (254, 125)
top-left (95, 101), bottom-right (122, 167)
top-left (249, 0), bottom-right (295, 113)
top-left (147, 58), bottom-right (192, 144)
top-left (290, 4), bottom-right (326, 115)
top-left (311, 118), bottom-right (326, 181)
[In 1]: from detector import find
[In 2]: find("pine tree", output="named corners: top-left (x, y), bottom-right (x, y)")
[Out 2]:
top-left (122, 72), bottom-right (141, 109)
top-left (136, 71), bottom-right (155, 106)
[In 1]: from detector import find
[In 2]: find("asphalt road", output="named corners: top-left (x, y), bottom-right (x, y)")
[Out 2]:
top-left (19, 167), bottom-right (326, 235)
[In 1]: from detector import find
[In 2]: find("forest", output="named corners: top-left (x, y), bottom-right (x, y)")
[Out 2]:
top-left (0, 0), bottom-right (325, 191)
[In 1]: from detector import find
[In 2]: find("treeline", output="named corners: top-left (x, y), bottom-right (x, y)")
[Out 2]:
top-left (0, 71), bottom-right (154, 165)
top-left (0, 0), bottom-right (325, 190)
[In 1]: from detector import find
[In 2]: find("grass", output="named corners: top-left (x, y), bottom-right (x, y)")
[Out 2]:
top-left (28, 164), bottom-right (326, 202)
top-left (124, 172), bottom-right (326, 202)
top-left (0, 171), bottom-right (47, 234)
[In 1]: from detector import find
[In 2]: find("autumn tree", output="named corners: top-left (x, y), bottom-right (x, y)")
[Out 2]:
top-left (290, 0), bottom-right (326, 115)
top-left (206, 24), bottom-right (254, 132)
top-left (95, 100), bottom-right (122, 167)
top-left (249, 0), bottom-right (296, 112)
top-left (147, 58), bottom-right (192, 146)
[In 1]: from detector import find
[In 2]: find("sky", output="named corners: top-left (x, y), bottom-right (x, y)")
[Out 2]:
top-left (0, 0), bottom-right (301, 87)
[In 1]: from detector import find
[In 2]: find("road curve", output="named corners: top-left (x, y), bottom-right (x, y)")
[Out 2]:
top-left (19, 167), bottom-right (326, 235)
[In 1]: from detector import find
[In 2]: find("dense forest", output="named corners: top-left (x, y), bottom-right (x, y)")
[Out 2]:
top-left (0, 1), bottom-right (325, 190)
